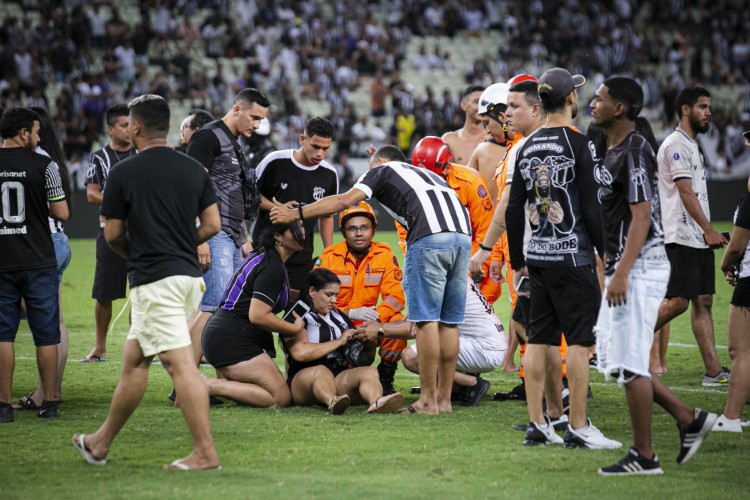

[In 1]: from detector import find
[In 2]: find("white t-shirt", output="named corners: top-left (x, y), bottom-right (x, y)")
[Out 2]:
top-left (657, 127), bottom-right (710, 249)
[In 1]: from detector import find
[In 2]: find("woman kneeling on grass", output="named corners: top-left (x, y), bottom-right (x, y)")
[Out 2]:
top-left (200, 221), bottom-right (306, 407)
top-left (281, 269), bottom-right (403, 414)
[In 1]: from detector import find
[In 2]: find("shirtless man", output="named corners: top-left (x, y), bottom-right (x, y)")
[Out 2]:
top-left (442, 85), bottom-right (487, 165)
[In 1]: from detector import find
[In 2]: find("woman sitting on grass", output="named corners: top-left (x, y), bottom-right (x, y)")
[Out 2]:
top-left (200, 221), bottom-right (306, 407)
top-left (281, 268), bottom-right (403, 414)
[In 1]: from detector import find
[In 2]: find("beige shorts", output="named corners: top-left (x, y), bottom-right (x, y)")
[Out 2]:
top-left (127, 275), bottom-right (205, 357)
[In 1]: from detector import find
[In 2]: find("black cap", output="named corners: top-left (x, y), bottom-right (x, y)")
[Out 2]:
top-left (537, 67), bottom-right (586, 101)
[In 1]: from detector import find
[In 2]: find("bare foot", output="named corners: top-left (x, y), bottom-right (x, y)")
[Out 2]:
top-left (503, 364), bottom-right (520, 373)
top-left (407, 399), bottom-right (439, 415)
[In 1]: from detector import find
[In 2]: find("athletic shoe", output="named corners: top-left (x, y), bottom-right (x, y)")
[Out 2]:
top-left (492, 381), bottom-right (526, 401)
top-left (677, 408), bottom-right (717, 465)
top-left (598, 448), bottom-right (663, 476)
top-left (523, 416), bottom-right (564, 446)
top-left (549, 414), bottom-right (569, 432)
top-left (37, 400), bottom-right (59, 419)
top-left (0, 403), bottom-right (13, 423)
top-left (462, 375), bottom-right (491, 407)
top-left (741, 420), bottom-right (750, 427)
top-left (712, 414), bottom-right (742, 433)
top-left (702, 366), bottom-right (730, 386)
top-left (563, 419), bottom-right (622, 449)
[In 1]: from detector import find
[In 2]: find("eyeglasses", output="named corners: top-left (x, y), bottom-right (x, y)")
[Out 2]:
top-left (343, 225), bottom-right (372, 234)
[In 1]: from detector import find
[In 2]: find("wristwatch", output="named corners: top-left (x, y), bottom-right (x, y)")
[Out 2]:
top-left (377, 327), bottom-right (385, 339)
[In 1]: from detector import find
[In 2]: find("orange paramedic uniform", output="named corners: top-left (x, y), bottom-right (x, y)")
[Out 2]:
top-left (315, 241), bottom-right (406, 363)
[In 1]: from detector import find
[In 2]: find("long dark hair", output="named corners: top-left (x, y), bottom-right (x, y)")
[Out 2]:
top-left (299, 268), bottom-right (340, 311)
top-left (30, 106), bottom-right (72, 214)
top-left (255, 220), bottom-right (305, 252)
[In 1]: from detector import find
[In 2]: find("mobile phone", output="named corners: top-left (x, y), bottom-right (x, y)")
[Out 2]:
top-left (722, 231), bottom-right (731, 242)
top-left (282, 300), bottom-right (310, 323)
top-left (517, 276), bottom-right (530, 294)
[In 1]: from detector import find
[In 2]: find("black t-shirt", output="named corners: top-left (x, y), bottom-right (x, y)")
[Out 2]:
top-left (0, 148), bottom-right (65, 272)
top-left (101, 147), bottom-right (217, 287)
top-left (507, 126), bottom-right (604, 269)
top-left (219, 247), bottom-right (290, 317)
top-left (187, 121), bottom-right (244, 246)
top-left (600, 132), bottom-right (665, 275)
top-left (253, 150), bottom-right (338, 269)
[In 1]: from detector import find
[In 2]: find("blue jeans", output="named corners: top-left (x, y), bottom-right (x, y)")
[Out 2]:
top-left (52, 231), bottom-right (72, 284)
top-left (200, 230), bottom-right (243, 312)
top-left (0, 266), bottom-right (60, 346)
top-left (403, 232), bottom-right (471, 323)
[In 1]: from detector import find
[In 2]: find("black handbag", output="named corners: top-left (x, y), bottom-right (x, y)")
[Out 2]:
top-left (343, 339), bottom-right (375, 367)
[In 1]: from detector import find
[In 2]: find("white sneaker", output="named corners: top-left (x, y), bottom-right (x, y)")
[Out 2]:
top-left (742, 420), bottom-right (750, 427)
top-left (563, 419), bottom-right (623, 449)
top-left (712, 414), bottom-right (743, 432)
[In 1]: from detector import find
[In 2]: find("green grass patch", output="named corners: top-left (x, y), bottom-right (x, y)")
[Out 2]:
top-left (1, 228), bottom-right (748, 498)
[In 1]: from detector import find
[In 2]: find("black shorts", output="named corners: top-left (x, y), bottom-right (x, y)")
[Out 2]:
top-left (731, 277), bottom-right (750, 308)
top-left (527, 265), bottom-right (600, 347)
top-left (512, 295), bottom-right (531, 328)
top-left (665, 244), bottom-right (715, 300)
top-left (201, 310), bottom-right (276, 368)
top-left (92, 230), bottom-right (128, 301)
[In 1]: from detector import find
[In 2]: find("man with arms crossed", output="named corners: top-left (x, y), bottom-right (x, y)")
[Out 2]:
top-left (71, 95), bottom-right (221, 470)
top-left (271, 145), bottom-right (472, 414)
top-left (655, 86), bottom-right (729, 385)
top-left (591, 77), bottom-right (717, 475)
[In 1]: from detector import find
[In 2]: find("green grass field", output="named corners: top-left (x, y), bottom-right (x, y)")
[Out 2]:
top-left (1, 228), bottom-right (748, 499)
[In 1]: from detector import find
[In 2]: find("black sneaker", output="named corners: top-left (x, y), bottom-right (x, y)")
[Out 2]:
top-left (598, 448), bottom-right (663, 476)
top-left (409, 387), bottom-right (421, 394)
top-left (492, 381), bottom-right (526, 401)
top-left (169, 389), bottom-right (224, 406)
top-left (377, 361), bottom-right (398, 396)
top-left (461, 376), bottom-right (491, 407)
top-left (0, 403), bottom-right (13, 423)
top-left (515, 414), bottom-right (568, 432)
top-left (523, 416), bottom-right (564, 446)
top-left (677, 408), bottom-right (717, 465)
top-left (37, 400), bottom-right (59, 419)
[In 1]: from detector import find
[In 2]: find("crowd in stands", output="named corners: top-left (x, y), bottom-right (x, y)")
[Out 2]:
top-left (2, 0), bottom-right (750, 185)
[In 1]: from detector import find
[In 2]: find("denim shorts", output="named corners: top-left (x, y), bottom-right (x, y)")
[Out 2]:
top-left (403, 231), bottom-right (471, 323)
top-left (200, 230), bottom-right (243, 312)
top-left (0, 266), bottom-right (60, 346)
top-left (595, 257), bottom-right (670, 383)
top-left (52, 231), bottom-right (72, 284)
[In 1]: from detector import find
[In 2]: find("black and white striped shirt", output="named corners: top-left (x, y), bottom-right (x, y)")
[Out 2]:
top-left (353, 161), bottom-right (471, 246)
top-left (85, 145), bottom-right (137, 208)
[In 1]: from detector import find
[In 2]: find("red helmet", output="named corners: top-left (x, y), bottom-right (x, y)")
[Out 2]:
top-left (507, 73), bottom-right (538, 87)
top-left (411, 136), bottom-right (452, 175)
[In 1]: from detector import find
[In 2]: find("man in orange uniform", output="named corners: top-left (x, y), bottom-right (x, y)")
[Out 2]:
top-left (315, 202), bottom-right (406, 395)
top-left (402, 136), bottom-right (501, 305)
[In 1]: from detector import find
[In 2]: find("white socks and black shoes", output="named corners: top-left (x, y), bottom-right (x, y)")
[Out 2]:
top-left (523, 415), bottom-right (564, 446)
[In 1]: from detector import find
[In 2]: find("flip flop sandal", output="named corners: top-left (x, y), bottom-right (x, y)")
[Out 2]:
top-left (163, 459), bottom-right (222, 471)
top-left (71, 434), bottom-right (106, 466)
top-left (398, 405), bottom-right (417, 414)
top-left (12, 393), bottom-right (40, 411)
top-left (328, 395), bottom-right (350, 415)
top-left (367, 392), bottom-right (404, 414)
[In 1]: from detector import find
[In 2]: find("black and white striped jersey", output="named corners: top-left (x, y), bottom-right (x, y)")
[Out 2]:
top-left (353, 161), bottom-right (471, 246)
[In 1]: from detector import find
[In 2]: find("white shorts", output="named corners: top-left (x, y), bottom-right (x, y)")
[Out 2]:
top-left (128, 275), bottom-right (205, 357)
top-left (595, 257), bottom-right (669, 384)
top-left (410, 281), bottom-right (506, 373)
